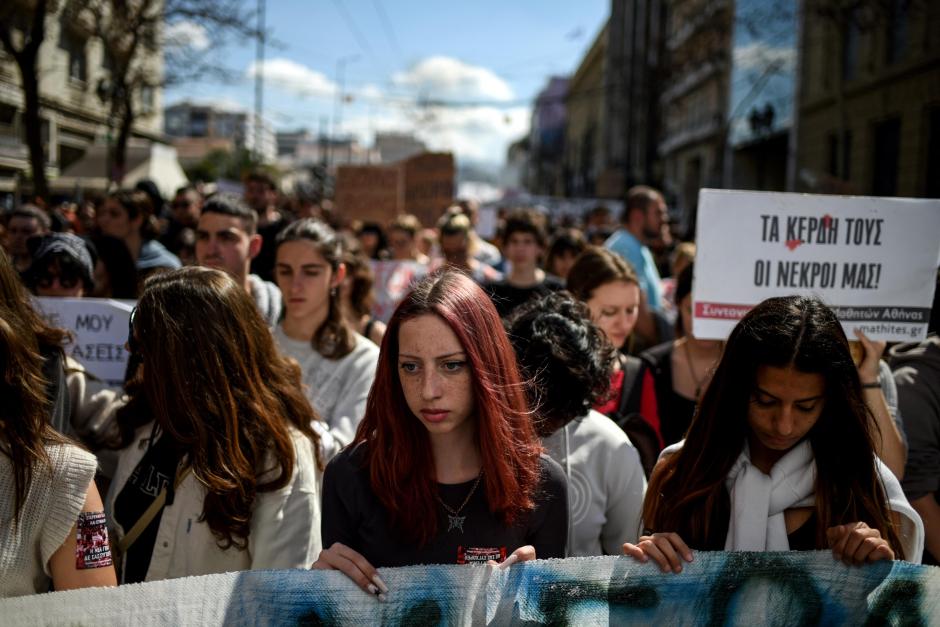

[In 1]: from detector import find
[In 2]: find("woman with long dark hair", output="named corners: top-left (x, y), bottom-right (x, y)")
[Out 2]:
top-left (623, 296), bottom-right (923, 572)
top-left (106, 267), bottom-right (323, 582)
top-left (0, 252), bottom-right (117, 597)
top-left (313, 270), bottom-right (567, 597)
top-left (274, 219), bottom-right (379, 446)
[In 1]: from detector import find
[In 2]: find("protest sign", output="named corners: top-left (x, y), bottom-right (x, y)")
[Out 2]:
top-left (34, 297), bottom-right (134, 385)
top-left (371, 260), bottom-right (428, 322)
top-left (693, 189), bottom-right (940, 342)
top-left (2, 553), bottom-right (938, 625)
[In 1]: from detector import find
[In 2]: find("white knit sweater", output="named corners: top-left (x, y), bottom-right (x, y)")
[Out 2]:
top-left (273, 326), bottom-right (379, 446)
top-left (0, 443), bottom-right (97, 598)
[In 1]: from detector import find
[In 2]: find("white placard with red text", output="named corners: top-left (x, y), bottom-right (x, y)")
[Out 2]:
top-left (693, 189), bottom-right (940, 342)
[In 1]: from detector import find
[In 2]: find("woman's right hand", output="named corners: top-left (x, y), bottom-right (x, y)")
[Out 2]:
top-left (311, 542), bottom-right (389, 601)
top-left (622, 532), bottom-right (694, 573)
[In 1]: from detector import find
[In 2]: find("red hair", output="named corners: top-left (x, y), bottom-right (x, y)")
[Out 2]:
top-left (354, 270), bottom-right (542, 544)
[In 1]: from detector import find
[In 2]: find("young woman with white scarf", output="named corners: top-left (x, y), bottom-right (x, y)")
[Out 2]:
top-left (623, 295), bottom-right (923, 572)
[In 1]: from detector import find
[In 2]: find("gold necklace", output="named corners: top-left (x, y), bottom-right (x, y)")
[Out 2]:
top-left (436, 470), bottom-right (484, 533)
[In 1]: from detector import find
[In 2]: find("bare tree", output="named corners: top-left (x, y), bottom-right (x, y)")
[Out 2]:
top-left (67, 0), bottom-right (259, 184)
top-left (0, 0), bottom-right (51, 201)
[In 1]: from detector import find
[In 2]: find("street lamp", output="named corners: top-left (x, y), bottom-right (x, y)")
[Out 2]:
top-left (329, 53), bottom-right (359, 167)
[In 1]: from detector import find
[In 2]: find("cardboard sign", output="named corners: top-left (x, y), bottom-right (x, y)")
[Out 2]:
top-left (693, 190), bottom-right (940, 341)
top-left (370, 260), bottom-right (428, 323)
top-left (35, 297), bottom-right (135, 385)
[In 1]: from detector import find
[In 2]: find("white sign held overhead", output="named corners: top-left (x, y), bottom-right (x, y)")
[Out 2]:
top-left (693, 189), bottom-right (940, 342)
top-left (34, 297), bottom-right (135, 385)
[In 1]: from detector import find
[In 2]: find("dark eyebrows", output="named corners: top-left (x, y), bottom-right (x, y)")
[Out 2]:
top-left (755, 386), bottom-right (825, 403)
top-left (398, 351), bottom-right (467, 360)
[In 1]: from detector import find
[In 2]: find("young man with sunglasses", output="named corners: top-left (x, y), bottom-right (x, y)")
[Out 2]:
top-left (25, 232), bottom-right (95, 297)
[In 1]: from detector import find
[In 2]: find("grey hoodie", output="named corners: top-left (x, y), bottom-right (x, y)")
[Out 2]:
top-left (248, 273), bottom-right (283, 328)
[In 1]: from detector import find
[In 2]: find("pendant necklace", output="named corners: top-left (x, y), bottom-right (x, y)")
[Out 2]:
top-left (436, 470), bottom-right (484, 533)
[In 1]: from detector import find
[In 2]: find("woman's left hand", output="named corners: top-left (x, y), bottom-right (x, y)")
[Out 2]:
top-left (826, 522), bottom-right (894, 565)
top-left (853, 329), bottom-right (885, 385)
top-left (488, 545), bottom-right (536, 569)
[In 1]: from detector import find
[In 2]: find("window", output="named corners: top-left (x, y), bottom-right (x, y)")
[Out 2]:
top-left (59, 30), bottom-right (87, 82)
top-left (885, 0), bottom-right (909, 65)
top-left (827, 131), bottom-right (851, 179)
top-left (872, 117), bottom-right (901, 196)
top-left (140, 86), bottom-right (155, 114)
top-left (841, 8), bottom-right (860, 82)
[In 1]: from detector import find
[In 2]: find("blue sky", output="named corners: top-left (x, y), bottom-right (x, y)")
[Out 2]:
top-left (164, 0), bottom-right (609, 165)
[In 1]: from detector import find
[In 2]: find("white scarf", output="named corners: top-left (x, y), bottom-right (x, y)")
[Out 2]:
top-left (659, 439), bottom-right (925, 561)
top-left (723, 441), bottom-right (816, 551)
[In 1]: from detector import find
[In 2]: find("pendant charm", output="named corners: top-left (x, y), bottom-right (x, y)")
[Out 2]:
top-left (447, 514), bottom-right (466, 533)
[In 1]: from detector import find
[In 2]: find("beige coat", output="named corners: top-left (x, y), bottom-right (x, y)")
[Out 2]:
top-left (105, 422), bottom-right (321, 582)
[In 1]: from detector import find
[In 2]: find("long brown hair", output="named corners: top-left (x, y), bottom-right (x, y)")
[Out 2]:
top-left (0, 308), bottom-right (67, 522)
top-left (355, 270), bottom-right (542, 544)
top-left (0, 246), bottom-right (70, 353)
top-left (116, 267), bottom-right (321, 549)
top-left (643, 296), bottom-right (905, 557)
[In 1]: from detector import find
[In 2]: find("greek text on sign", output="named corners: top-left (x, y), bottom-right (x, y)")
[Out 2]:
top-left (34, 297), bottom-right (135, 385)
top-left (693, 190), bottom-right (940, 342)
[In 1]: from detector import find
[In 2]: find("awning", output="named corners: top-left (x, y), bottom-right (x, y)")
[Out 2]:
top-left (51, 141), bottom-right (188, 199)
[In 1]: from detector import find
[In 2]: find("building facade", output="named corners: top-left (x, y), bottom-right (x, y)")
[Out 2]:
top-left (528, 76), bottom-right (568, 196)
top-left (164, 100), bottom-right (276, 164)
top-left (564, 23), bottom-right (608, 198)
top-left (796, 0), bottom-right (940, 198)
top-left (658, 0), bottom-right (733, 231)
top-left (0, 1), bottom-right (163, 203)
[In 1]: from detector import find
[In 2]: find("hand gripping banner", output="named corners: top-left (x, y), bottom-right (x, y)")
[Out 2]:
top-left (2, 552), bottom-right (938, 625)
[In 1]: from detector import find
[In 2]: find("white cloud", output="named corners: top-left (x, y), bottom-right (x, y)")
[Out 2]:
top-left (164, 20), bottom-right (210, 52)
top-left (246, 58), bottom-right (337, 99)
top-left (392, 56), bottom-right (514, 102)
top-left (341, 104), bottom-right (528, 164)
top-left (733, 42), bottom-right (796, 73)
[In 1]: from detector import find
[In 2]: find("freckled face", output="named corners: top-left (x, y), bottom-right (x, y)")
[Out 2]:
top-left (397, 314), bottom-right (475, 437)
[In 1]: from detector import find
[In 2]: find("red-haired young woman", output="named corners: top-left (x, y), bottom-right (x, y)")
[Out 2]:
top-left (313, 270), bottom-right (567, 598)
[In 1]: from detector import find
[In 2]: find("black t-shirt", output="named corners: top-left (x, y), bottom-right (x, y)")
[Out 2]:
top-left (484, 275), bottom-right (564, 319)
top-left (113, 433), bottom-right (182, 583)
top-left (252, 217), bottom-right (289, 282)
top-left (321, 445), bottom-right (568, 567)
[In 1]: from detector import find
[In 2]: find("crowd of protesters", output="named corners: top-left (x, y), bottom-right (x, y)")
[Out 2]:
top-left (0, 174), bottom-right (936, 600)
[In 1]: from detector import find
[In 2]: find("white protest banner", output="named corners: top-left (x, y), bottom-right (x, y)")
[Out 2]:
top-left (34, 297), bottom-right (135, 385)
top-left (371, 260), bottom-right (428, 323)
top-left (693, 189), bottom-right (940, 342)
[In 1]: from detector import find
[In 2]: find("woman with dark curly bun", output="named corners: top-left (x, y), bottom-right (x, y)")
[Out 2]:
top-left (507, 292), bottom-right (646, 555)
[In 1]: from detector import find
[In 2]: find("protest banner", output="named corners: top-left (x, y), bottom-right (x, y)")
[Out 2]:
top-left (371, 260), bottom-right (428, 322)
top-left (693, 189), bottom-right (940, 342)
top-left (34, 297), bottom-right (134, 385)
top-left (334, 165), bottom-right (402, 225)
top-left (2, 553), bottom-right (937, 625)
